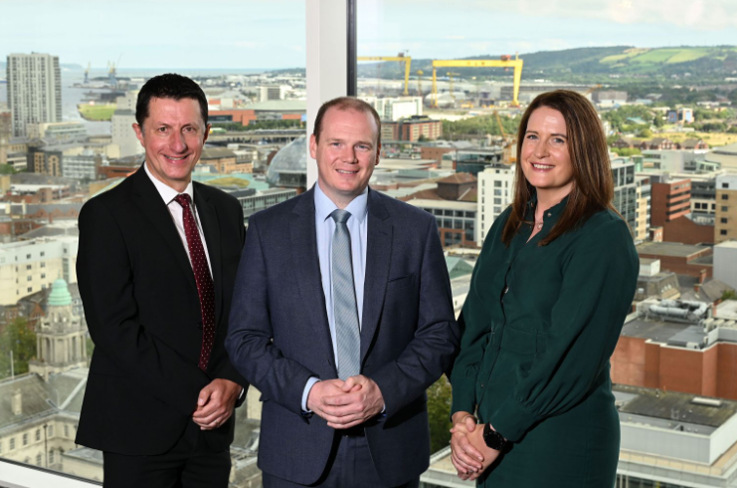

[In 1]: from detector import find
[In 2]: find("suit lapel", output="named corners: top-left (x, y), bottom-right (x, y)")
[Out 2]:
top-left (361, 190), bottom-right (392, 362)
top-left (130, 168), bottom-right (198, 295)
top-left (194, 184), bottom-right (224, 329)
top-left (290, 189), bottom-right (337, 373)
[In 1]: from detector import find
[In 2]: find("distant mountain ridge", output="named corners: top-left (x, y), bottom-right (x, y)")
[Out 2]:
top-left (357, 45), bottom-right (737, 80)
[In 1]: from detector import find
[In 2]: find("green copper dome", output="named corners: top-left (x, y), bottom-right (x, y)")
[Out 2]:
top-left (48, 279), bottom-right (72, 307)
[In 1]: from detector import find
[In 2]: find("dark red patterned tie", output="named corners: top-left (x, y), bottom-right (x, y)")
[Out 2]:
top-left (174, 194), bottom-right (215, 371)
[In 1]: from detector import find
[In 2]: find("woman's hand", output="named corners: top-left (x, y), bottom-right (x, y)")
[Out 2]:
top-left (463, 426), bottom-right (502, 480)
top-left (449, 411), bottom-right (484, 479)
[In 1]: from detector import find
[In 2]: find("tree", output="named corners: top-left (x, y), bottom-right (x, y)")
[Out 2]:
top-left (722, 290), bottom-right (737, 301)
top-left (0, 318), bottom-right (36, 379)
top-left (638, 128), bottom-right (653, 138)
top-left (611, 148), bottom-right (642, 157)
top-left (427, 375), bottom-right (453, 454)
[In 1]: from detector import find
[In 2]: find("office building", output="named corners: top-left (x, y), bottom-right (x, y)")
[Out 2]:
top-left (381, 116), bottom-right (442, 142)
top-left (0, 237), bottom-right (78, 306)
top-left (111, 91), bottom-right (142, 159)
top-left (611, 158), bottom-right (637, 232)
top-left (361, 96), bottom-right (423, 122)
top-left (612, 297), bottom-right (737, 400)
top-left (715, 173), bottom-right (737, 243)
top-left (650, 175), bottom-right (691, 227)
top-left (6, 53), bottom-right (62, 138)
top-left (477, 164), bottom-right (515, 243)
top-left (634, 176), bottom-right (651, 241)
top-left (714, 241), bottom-right (737, 290)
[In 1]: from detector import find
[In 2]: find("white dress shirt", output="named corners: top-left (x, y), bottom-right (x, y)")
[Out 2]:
top-left (144, 164), bottom-right (212, 275)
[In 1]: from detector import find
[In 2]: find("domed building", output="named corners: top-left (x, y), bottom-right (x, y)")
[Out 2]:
top-left (28, 278), bottom-right (87, 381)
top-left (266, 135), bottom-right (307, 192)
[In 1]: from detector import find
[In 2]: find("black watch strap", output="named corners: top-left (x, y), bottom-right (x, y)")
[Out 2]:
top-left (483, 423), bottom-right (507, 450)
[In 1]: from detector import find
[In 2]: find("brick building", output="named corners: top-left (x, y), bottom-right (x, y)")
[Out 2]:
top-left (382, 116), bottom-right (442, 142)
top-left (662, 215), bottom-right (714, 245)
top-left (612, 298), bottom-right (737, 401)
top-left (637, 241), bottom-right (712, 281)
top-left (650, 175), bottom-right (691, 227)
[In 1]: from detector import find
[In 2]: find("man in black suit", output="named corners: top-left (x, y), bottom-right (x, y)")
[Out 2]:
top-left (76, 74), bottom-right (247, 488)
top-left (226, 97), bottom-right (459, 487)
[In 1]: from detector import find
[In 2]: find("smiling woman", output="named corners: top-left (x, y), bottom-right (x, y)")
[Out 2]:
top-left (449, 91), bottom-right (639, 487)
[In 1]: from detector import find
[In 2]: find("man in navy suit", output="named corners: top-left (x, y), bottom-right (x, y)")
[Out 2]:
top-left (226, 97), bottom-right (459, 487)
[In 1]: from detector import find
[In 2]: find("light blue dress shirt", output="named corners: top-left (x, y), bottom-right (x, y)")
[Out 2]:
top-left (301, 182), bottom-right (368, 411)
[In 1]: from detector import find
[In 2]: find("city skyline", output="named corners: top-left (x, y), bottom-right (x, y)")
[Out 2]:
top-left (0, 0), bottom-right (736, 70)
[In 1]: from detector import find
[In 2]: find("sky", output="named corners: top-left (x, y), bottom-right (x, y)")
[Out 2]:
top-left (1, 0), bottom-right (736, 70)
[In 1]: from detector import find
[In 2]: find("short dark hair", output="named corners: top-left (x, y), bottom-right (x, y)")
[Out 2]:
top-left (313, 97), bottom-right (381, 145)
top-left (135, 73), bottom-right (208, 129)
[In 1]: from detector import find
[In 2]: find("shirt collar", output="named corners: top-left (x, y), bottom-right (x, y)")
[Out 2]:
top-left (314, 182), bottom-right (369, 224)
top-left (526, 190), bottom-right (569, 219)
top-left (144, 162), bottom-right (195, 206)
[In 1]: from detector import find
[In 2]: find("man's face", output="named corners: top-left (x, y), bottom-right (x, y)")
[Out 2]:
top-left (133, 97), bottom-right (209, 192)
top-left (309, 107), bottom-right (380, 208)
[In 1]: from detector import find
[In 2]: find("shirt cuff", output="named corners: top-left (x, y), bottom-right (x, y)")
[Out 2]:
top-left (302, 377), bottom-right (320, 412)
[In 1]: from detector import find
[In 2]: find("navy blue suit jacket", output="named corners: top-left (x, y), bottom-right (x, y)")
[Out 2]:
top-left (226, 187), bottom-right (459, 486)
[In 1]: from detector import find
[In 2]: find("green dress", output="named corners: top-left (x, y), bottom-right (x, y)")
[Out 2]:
top-left (451, 198), bottom-right (638, 487)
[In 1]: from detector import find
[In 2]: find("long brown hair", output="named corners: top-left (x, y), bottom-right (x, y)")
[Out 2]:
top-left (502, 90), bottom-right (618, 246)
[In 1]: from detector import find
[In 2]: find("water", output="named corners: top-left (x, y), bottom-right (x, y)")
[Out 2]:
top-left (0, 67), bottom-right (266, 137)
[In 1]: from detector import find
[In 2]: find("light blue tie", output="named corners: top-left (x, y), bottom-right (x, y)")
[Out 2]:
top-left (330, 209), bottom-right (361, 381)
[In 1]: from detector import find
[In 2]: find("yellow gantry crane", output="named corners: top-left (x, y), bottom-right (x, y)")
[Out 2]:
top-left (416, 70), bottom-right (424, 99)
top-left (431, 56), bottom-right (524, 107)
top-left (357, 54), bottom-right (412, 96)
top-left (447, 72), bottom-right (460, 102)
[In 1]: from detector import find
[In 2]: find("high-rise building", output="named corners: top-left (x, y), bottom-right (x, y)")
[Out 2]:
top-left (715, 173), bottom-right (737, 244)
top-left (111, 91), bottom-right (142, 158)
top-left (611, 157), bottom-right (637, 232)
top-left (6, 53), bottom-right (62, 138)
top-left (477, 164), bottom-right (515, 244)
top-left (634, 175), bottom-right (651, 241)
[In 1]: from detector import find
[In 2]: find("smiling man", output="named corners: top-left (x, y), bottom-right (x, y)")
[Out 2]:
top-left (226, 97), bottom-right (459, 488)
top-left (75, 74), bottom-right (247, 488)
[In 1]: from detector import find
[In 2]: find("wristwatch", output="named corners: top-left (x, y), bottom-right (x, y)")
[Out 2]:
top-left (483, 423), bottom-right (507, 451)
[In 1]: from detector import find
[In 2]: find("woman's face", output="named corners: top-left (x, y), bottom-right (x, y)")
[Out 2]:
top-left (520, 106), bottom-right (574, 202)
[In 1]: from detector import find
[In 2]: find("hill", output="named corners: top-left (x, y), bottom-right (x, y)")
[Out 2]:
top-left (357, 46), bottom-right (737, 81)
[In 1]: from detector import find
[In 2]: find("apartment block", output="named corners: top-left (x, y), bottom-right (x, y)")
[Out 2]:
top-left (715, 173), bottom-right (737, 243)
top-left (650, 175), bottom-right (691, 227)
top-left (477, 164), bottom-right (515, 244)
top-left (634, 175), bottom-right (651, 241)
top-left (6, 53), bottom-right (62, 138)
top-left (0, 237), bottom-right (78, 306)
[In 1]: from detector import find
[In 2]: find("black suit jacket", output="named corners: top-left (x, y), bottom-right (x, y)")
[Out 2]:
top-left (75, 167), bottom-right (247, 455)
top-left (226, 187), bottom-right (459, 486)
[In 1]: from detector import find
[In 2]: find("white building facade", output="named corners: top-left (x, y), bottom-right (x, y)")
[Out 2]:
top-left (477, 164), bottom-right (515, 244)
top-left (6, 53), bottom-right (62, 138)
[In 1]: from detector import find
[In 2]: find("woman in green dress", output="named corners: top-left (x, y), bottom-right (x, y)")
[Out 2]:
top-left (448, 89), bottom-right (638, 487)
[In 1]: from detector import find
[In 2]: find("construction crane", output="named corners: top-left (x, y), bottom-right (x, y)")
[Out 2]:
top-left (494, 110), bottom-right (506, 140)
top-left (431, 56), bottom-right (523, 107)
top-left (357, 54), bottom-right (412, 95)
top-left (447, 72), bottom-right (460, 102)
top-left (416, 70), bottom-right (424, 99)
top-left (494, 110), bottom-right (517, 164)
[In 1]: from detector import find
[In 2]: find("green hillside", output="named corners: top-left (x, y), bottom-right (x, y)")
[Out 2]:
top-left (358, 46), bottom-right (737, 81)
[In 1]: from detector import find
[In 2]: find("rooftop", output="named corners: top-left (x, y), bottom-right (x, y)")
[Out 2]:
top-left (615, 384), bottom-right (737, 429)
top-left (637, 241), bottom-right (711, 259)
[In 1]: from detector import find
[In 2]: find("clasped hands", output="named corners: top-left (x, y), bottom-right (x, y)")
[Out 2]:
top-left (449, 411), bottom-right (502, 481)
top-left (192, 378), bottom-right (242, 431)
top-left (307, 375), bottom-right (384, 429)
